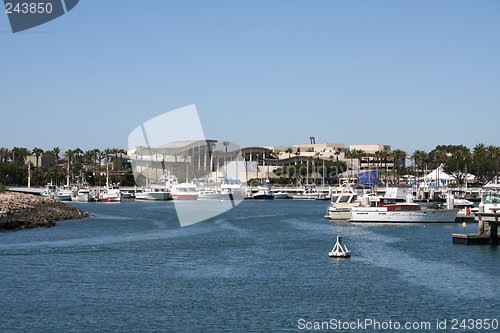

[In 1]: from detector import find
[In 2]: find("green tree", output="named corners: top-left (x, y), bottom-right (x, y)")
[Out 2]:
top-left (391, 149), bottom-right (407, 184)
top-left (31, 147), bottom-right (44, 186)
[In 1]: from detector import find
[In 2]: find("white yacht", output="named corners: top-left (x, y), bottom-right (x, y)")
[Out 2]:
top-left (171, 183), bottom-right (198, 200)
top-left (135, 183), bottom-right (171, 201)
top-left (292, 186), bottom-right (319, 200)
top-left (100, 184), bottom-right (122, 202)
top-left (327, 184), bottom-right (364, 220)
top-left (220, 179), bottom-right (246, 200)
top-left (54, 185), bottom-right (73, 201)
top-left (198, 188), bottom-right (222, 200)
top-left (273, 191), bottom-right (289, 199)
top-left (451, 196), bottom-right (477, 221)
top-left (41, 183), bottom-right (57, 199)
top-left (350, 202), bottom-right (459, 223)
top-left (476, 181), bottom-right (500, 222)
top-left (327, 185), bottom-right (413, 221)
top-left (72, 187), bottom-right (94, 202)
top-left (252, 181), bottom-right (274, 200)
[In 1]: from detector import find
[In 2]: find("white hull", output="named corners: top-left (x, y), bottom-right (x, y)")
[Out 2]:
top-left (100, 194), bottom-right (121, 202)
top-left (327, 209), bottom-right (352, 220)
top-left (252, 193), bottom-right (274, 200)
top-left (54, 194), bottom-right (72, 201)
top-left (171, 194), bottom-right (198, 200)
top-left (99, 186), bottom-right (122, 202)
top-left (135, 191), bottom-right (170, 201)
top-left (351, 207), bottom-right (459, 223)
top-left (273, 192), bottom-right (289, 199)
top-left (292, 194), bottom-right (317, 200)
top-left (73, 193), bottom-right (92, 202)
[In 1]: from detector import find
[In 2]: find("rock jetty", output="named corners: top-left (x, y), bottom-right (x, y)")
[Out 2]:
top-left (0, 192), bottom-right (88, 231)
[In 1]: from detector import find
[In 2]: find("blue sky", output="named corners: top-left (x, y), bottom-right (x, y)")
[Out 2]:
top-left (1, 0), bottom-right (499, 154)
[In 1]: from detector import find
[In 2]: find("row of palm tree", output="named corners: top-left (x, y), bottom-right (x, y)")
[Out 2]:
top-left (2, 144), bottom-right (499, 187)
top-left (0, 146), bottom-right (129, 187)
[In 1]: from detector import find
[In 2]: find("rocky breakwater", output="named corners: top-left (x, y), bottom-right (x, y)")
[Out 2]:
top-left (0, 192), bottom-right (89, 231)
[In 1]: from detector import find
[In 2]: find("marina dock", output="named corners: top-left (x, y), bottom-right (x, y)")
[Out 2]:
top-left (452, 209), bottom-right (500, 245)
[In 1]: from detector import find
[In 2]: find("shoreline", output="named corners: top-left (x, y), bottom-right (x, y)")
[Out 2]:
top-left (0, 192), bottom-right (89, 231)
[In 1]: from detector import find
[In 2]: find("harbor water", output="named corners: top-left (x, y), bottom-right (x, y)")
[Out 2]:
top-left (1, 200), bottom-right (499, 332)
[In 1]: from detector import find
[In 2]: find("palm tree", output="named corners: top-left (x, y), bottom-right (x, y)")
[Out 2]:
top-left (349, 149), bottom-right (365, 174)
top-left (334, 148), bottom-right (341, 164)
top-left (0, 147), bottom-right (9, 163)
top-left (473, 143), bottom-right (487, 182)
top-left (391, 149), bottom-right (407, 184)
top-left (10, 147), bottom-right (30, 165)
top-left (486, 145), bottom-right (500, 181)
top-left (52, 147), bottom-right (60, 185)
top-left (286, 147), bottom-right (293, 159)
top-left (32, 147), bottom-right (44, 186)
top-left (410, 149), bottom-right (427, 186)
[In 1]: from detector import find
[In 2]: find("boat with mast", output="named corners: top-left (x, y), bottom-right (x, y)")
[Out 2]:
top-left (99, 164), bottom-right (121, 202)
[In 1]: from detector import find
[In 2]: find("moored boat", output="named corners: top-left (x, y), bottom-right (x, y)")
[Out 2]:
top-left (273, 191), bottom-right (289, 199)
top-left (135, 188), bottom-right (171, 201)
top-left (171, 183), bottom-right (198, 200)
top-left (327, 184), bottom-right (363, 220)
top-left (476, 181), bottom-right (500, 223)
top-left (198, 188), bottom-right (222, 200)
top-left (350, 202), bottom-right (459, 223)
top-left (292, 186), bottom-right (319, 200)
top-left (252, 181), bottom-right (274, 200)
top-left (54, 185), bottom-right (73, 201)
top-left (100, 184), bottom-right (122, 202)
top-left (72, 187), bottom-right (94, 202)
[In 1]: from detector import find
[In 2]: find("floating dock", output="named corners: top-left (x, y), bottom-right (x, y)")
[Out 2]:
top-left (452, 209), bottom-right (500, 245)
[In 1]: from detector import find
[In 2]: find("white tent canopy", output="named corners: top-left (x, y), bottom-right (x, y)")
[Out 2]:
top-left (424, 166), bottom-right (452, 181)
top-left (424, 165), bottom-right (476, 183)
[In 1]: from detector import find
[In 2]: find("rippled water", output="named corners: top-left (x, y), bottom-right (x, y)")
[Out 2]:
top-left (0, 200), bottom-right (498, 332)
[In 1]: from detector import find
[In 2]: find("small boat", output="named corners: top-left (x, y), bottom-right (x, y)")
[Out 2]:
top-left (171, 183), bottom-right (198, 200)
top-left (198, 188), bottom-right (222, 200)
top-left (475, 181), bottom-right (500, 224)
top-left (135, 183), bottom-right (171, 200)
top-left (220, 179), bottom-right (245, 200)
top-left (292, 186), bottom-right (319, 200)
top-left (273, 191), bottom-right (289, 199)
top-left (99, 164), bottom-right (122, 202)
top-left (100, 184), bottom-right (122, 202)
top-left (54, 185), bottom-right (73, 201)
top-left (41, 183), bottom-right (57, 198)
top-left (120, 191), bottom-right (133, 200)
top-left (451, 196), bottom-right (477, 221)
top-left (328, 236), bottom-right (350, 258)
top-left (72, 187), bottom-right (94, 202)
top-left (252, 181), bottom-right (274, 200)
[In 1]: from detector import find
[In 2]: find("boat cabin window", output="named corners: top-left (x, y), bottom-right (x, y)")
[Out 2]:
top-left (483, 194), bottom-right (500, 204)
top-left (386, 204), bottom-right (419, 211)
top-left (338, 195), bottom-right (351, 203)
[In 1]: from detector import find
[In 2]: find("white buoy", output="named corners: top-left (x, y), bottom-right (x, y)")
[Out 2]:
top-left (328, 235), bottom-right (351, 258)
